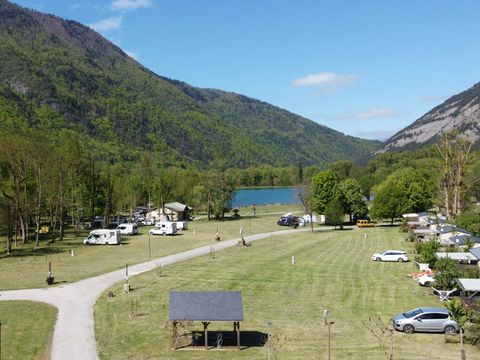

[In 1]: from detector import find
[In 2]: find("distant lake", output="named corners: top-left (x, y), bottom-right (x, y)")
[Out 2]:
top-left (232, 187), bottom-right (300, 207)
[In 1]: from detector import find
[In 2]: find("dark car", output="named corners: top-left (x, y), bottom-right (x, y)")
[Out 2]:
top-left (277, 214), bottom-right (300, 228)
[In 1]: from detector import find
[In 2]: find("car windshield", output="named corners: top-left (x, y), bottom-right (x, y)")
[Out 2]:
top-left (403, 308), bottom-right (423, 318)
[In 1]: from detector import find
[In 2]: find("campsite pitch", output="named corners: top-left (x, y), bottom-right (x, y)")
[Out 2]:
top-left (95, 227), bottom-right (480, 359)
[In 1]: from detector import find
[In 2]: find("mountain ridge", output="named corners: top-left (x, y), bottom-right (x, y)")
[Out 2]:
top-left (0, 0), bottom-right (380, 167)
top-left (381, 82), bottom-right (480, 152)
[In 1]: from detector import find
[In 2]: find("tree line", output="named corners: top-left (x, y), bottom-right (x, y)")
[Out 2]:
top-left (1, 130), bottom-right (478, 254)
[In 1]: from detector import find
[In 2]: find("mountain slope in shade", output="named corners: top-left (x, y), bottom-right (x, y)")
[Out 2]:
top-left (381, 82), bottom-right (480, 152)
top-left (0, 0), bottom-right (380, 167)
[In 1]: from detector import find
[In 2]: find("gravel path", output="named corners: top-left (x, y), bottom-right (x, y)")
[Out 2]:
top-left (0, 228), bottom-right (310, 360)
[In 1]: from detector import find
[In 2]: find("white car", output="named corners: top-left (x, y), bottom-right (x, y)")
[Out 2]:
top-left (371, 250), bottom-right (409, 262)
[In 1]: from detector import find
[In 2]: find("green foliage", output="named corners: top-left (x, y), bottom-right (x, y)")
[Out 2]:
top-left (434, 257), bottom-right (461, 290)
top-left (455, 210), bottom-right (480, 236)
top-left (311, 170), bottom-right (340, 214)
top-left (415, 239), bottom-right (440, 265)
top-left (0, 2), bottom-right (379, 169)
top-left (371, 168), bottom-right (435, 224)
top-left (325, 199), bottom-right (344, 229)
top-left (445, 299), bottom-right (469, 327)
top-left (338, 178), bottom-right (368, 219)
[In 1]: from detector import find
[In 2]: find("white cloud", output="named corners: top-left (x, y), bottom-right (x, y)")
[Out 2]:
top-left (292, 72), bottom-right (358, 88)
top-left (316, 108), bottom-right (402, 121)
top-left (354, 130), bottom-right (396, 141)
top-left (125, 50), bottom-right (139, 61)
top-left (90, 15), bottom-right (123, 33)
top-left (111, 0), bottom-right (154, 10)
top-left (349, 108), bottom-right (402, 120)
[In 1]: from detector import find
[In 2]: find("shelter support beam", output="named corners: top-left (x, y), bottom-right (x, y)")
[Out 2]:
top-left (202, 322), bottom-right (210, 349)
top-left (172, 321), bottom-right (178, 350)
top-left (234, 321), bottom-right (240, 349)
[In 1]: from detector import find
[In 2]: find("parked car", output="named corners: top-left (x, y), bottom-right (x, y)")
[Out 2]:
top-left (277, 214), bottom-right (300, 228)
top-left (141, 219), bottom-right (155, 226)
top-left (357, 219), bottom-right (375, 227)
top-left (392, 307), bottom-right (459, 334)
top-left (371, 250), bottom-right (409, 262)
top-left (417, 274), bottom-right (435, 286)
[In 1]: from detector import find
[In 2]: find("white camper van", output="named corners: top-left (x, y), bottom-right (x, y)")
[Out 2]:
top-left (150, 222), bottom-right (177, 236)
top-left (175, 221), bottom-right (188, 230)
top-left (84, 229), bottom-right (122, 245)
top-left (117, 223), bottom-right (139, 236)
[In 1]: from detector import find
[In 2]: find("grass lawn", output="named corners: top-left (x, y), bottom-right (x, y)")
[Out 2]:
top-left (0, 301), bottom-right (57, 360)
top-left (0, 205), bottom-right (303, 290)
top-left (94, 226), bottom-right (480, 360)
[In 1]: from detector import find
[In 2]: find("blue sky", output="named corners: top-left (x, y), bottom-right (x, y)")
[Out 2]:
top-left (10, 0), bottom-right (480, 140)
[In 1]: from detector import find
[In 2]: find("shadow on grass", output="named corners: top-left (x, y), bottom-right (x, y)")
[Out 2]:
top-left (0, 246), bottom-right (67, 259)
top-left (180, 330), bottom-right (268, 349)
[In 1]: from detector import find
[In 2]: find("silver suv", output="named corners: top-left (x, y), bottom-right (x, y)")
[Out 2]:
top-left (392, 307), bottom-right (459, 334)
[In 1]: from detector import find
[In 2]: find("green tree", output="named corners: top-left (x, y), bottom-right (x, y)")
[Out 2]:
top-left (311, 170), bottom-right (340, 214)
top-left (445, 299), bottom-right (470, 359)
top-left (338, 178), bottom-right (368, 222)
top-left (436, 131), bottom-right (473, 220)
top-left (325, 199), bottom-right (344, 230)
top-left (455, 210), bottom-right (480, 236)
top-left (415, 238), bottom-right (440, 266)
top-left (371, 168), bottom-right (434, 225)
top-left (434, 257), bottom-right (461, 290)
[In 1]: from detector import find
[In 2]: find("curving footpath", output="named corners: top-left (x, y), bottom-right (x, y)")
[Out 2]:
top-left (0, 228), bottom-right (309, 360)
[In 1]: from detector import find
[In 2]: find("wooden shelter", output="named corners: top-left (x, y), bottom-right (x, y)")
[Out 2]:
top-left (169, 291), bottom-right (244, 350)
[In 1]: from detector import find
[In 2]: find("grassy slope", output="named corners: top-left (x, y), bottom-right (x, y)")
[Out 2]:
top-left (0, 301), bottom-right (57, 360)
top-left (0, 206), bottom-right (302, 290)
top-left (94, 227), bottom-right (480, 360)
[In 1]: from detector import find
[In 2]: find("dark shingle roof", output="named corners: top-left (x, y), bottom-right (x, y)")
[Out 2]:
top-left (169, 291), bottom-right (243, 322)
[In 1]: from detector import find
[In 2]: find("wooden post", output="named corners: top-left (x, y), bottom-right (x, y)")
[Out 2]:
top-left (203, 322), bottom-right (210, 349)
top-left (172, 321), bottom-right (178, 350)
top-left (235, 321), bottom-right (240, 350)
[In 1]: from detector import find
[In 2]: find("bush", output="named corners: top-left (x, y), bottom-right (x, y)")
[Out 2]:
top-left (461, 267), bottom-right (480, 279)
top-left (415, 238), bottom-right (440, 265)
top-left (465, 322), bottom-right (480, 346)
top-left (434, 258), bottom-right (461, 290)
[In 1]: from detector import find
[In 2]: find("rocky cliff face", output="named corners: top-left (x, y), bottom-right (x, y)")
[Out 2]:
top-left (381, 82), bottom-right (480, 152)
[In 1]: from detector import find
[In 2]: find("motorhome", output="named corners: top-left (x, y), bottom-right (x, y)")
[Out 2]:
top-left (117, 223), bottom-right (139, 235)
top-left (150, 222), bottom-right (177, 236)
top-left (83, 229), bottom-right (122, 245)
top-left (175, 221), bottom-right (188, 230)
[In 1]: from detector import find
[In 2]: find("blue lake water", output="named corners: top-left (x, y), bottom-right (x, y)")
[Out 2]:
top-left (232, 187), bottom-right (300, 207)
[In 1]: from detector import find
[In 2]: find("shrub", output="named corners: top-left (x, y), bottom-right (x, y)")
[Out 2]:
top-left (415, 238), bottom-right (440, 265)
top-left (434, 257), bottom-right (461, 290)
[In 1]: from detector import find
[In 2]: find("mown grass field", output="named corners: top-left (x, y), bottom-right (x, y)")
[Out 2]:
top-left (0, 205), bottom-right (301, 290)
top-left (94, 226), bottom-right (480, 360)
top-left (0, 301), bottom-right (57, 360)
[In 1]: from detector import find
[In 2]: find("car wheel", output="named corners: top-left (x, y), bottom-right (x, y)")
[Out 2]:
top-left (403, 324), bottom-right (414, 334)
top-left (104, 241), bottom-right (108, 245)
top-left (444, 325), bottom-right (456, 334)
top-left (398, 258), bottom-right (404, 263)
top-left (375, 257), bottom-right (382, 262)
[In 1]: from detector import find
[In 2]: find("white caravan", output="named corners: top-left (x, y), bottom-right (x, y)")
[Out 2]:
top-left (150, 222), bottom-right (177, 236)
top-left (117, 223), bottom-right (139, 235)
top-left (84, 229), bottom-right (122, 245)
top-left (175, 221), bottom-right (188, 230)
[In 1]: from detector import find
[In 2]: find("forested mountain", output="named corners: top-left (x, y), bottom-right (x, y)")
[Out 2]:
top-left (0, 0), bottom-right (379, 168)
top-left (381, 82), bottom-right (480, 152)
